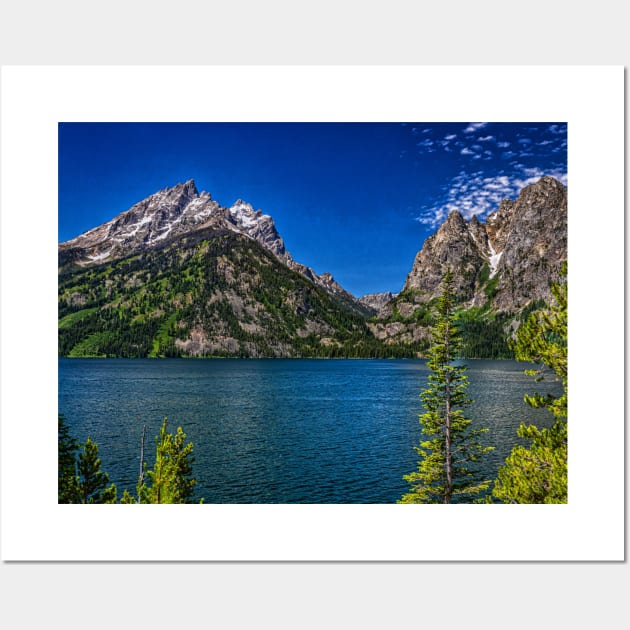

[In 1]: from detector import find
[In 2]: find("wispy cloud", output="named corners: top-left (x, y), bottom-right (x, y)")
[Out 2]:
top-left (415, 166), bottom-right (567, 228)
top-left (463, 122), bottom-right (488, 134)
top-left (402, 122), bottom-right (567, 228)
top-left (548, 124), bottom-right (567, 135)
top-left (417, 138), bottom-right (436, 153)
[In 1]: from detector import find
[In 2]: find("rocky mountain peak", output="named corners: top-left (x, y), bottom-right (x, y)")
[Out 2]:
top-left (445, 209), bottom-right (466, 227)
top-left (521, 174), bottom-right (566, 201)
top-left (490, 176), bottom-right (567, 310)
top-left (398, 175), bottom-right (566, 312)
top-left (180, 178), bottom-right (199, 195)
top-left (402, 206), bottom-right (485, 300)
top-left (59, 180), bottom-right (369, 315)
top-left (156, 179), bottom-right (199, 206)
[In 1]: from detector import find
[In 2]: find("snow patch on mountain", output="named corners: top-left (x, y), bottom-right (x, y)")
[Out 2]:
top-left (229, 200), bottom-right (267, 229)
top-left (87, 250), bottom-right (112, 262)
top-left (488, 241), bottom-right (502, 278)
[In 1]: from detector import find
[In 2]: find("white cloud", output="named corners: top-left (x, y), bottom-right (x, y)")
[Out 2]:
top-left (460, 147), bottom-right (474, 155)
top-left (548, 124), bottom-right (567, 135)
top-left (415, 166), bottom-right (567, 228)
top-left (463, 122), bottom-right (488, 134)
top-left (497, 141), bottom-right (510, 148)
top-left (478, 135), bottom-right (495, 142)
top-left (444, 134), bottom-right (457, 140)
top-left (417, 137), bottom-right (436, 153)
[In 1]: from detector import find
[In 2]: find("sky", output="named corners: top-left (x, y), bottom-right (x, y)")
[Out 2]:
top-left (58, 122), bottom-right (567, 297)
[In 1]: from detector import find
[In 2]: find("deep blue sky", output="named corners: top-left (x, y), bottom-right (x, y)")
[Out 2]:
top-left (59, 122), bottom-right (567, 296)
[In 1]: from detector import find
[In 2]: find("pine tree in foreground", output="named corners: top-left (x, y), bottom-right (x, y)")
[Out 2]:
top-left (399, 268), bottom-right (493, 504)
top-left (59, 414), bottom-right (200, 503)
top-left (492, 263), bottom-right (567, 503)
top-left (58, 413), bottom-right (80, 503)
top-left (77, 437), bottom-right (118, 504)
top-left (128, 418), bottom-right (199, 504)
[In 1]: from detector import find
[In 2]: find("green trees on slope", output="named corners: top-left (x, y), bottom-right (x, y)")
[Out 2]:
top-left (59, 414), bottom-right (199, 504)
top-left (399, 268), bottom-right (493, 504)
top-left (492, 264), bottom-right (568, 503)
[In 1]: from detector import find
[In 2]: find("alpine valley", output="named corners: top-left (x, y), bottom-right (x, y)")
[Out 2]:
top-left (58, 176), bottom-right (567, 359)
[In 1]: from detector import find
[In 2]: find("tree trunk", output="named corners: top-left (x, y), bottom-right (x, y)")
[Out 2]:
top-left (444, 319), bottom-right (453, 504)
top-left (139, 424), bottom-right (147, 486)
top-left (444, 372), bottom-right (453, 503)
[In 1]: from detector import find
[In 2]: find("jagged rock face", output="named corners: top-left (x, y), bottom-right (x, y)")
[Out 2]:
top-left (59, 181), bottom-right (216, 263)
top-left (485, 197), bottom-right (514, 251)
top-left (490, 175), bottom-right (567, 310)
top-left (403, 210), bottom-right (487, 301)
top-left (227, 199), bottom-right (287, 258)
top-left (58, 180), bottom-right (288, 266)
top-left (382, 175), bottom-right (567, 322)
top-left (358, 292), bottom-right (395, 314)
top-left (469, 215), bottom-right (490, 257)
top-left (59, 179), bottom-right (370, 314)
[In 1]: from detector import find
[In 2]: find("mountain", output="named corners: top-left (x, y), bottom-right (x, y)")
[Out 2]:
top-left (58, 175), bottom-right (566, 359)
top-left (484, 175), bottom-right (567, 311)
top-left (59, 179), bottom-right (289, 270)
top-left (371, 176), bottom-right (567, 356)
top-left (58, 182), bottom-right (404, 358)
top-left (59, 180), bottom-right (371, 317)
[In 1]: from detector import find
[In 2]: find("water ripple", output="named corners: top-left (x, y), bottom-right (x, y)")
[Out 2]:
top-left (59, 358), bottom-right (561, 503)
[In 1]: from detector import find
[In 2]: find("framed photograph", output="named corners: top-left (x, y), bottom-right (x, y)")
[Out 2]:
top-left (0, 65), bottom-right (624, 561)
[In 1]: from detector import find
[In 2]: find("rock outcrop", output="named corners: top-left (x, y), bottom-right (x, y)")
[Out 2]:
top-left (388, 175), bottom-right (567, 313)
top-left (373, 176), bottom-right (567, 351)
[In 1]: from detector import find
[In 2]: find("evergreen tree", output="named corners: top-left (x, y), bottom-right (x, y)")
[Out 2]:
top-left (399, 268), bottom-right (493, 504)
top-left (58, 413), bottom-right (80, 503)
top-left (58, 413), bottom-right (199, 503)
top-left (492, 264), bottom-right (568, 503)
top-left (136, 418), bottom-right (198, 504)
top-left (77, 437), bottom-right (118, 504)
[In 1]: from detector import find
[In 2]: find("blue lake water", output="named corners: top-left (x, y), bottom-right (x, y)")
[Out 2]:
top-left (58, 358), bottom-right (561, 503)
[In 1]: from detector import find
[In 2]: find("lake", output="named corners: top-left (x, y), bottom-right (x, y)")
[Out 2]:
top-left (58, 358), bottom-right (561, 503)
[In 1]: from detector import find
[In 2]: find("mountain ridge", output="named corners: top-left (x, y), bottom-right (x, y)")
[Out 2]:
top-left (370, 175), bottom-right (567, 354)
top-left (58, 175), bottom-right (567, 359)
top-left (59, 180), bottom-right (372, 317)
